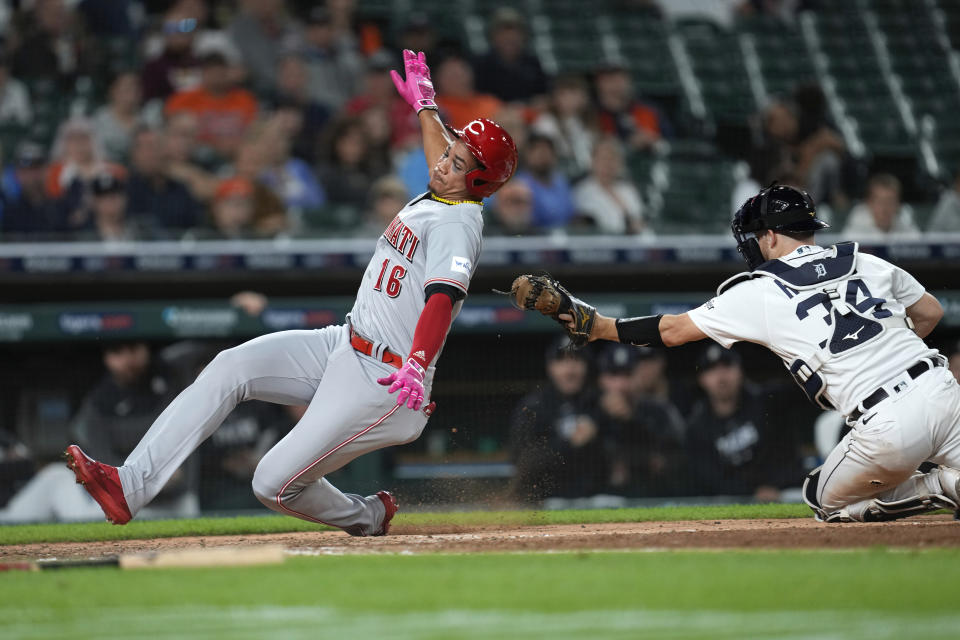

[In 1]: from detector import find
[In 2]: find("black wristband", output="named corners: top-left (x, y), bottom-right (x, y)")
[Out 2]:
top-left (615, 315), bottom-right (665, 347)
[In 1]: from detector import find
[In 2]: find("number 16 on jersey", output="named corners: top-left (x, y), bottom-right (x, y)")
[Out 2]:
top-left (374, 259), bottom-right (406, 297)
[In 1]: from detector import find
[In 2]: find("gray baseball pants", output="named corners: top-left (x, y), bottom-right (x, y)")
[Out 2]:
top-left (117, 324), bottom-right (431, 535)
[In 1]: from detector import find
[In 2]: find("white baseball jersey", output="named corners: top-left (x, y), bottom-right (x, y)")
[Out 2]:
top-left (349, 192), bottom-right (484, 364)
top-left (687, 243), bottom-right (936, 415)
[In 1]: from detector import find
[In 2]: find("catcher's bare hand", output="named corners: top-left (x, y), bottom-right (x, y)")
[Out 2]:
top-left (499, 274), bottom-right (596, 347)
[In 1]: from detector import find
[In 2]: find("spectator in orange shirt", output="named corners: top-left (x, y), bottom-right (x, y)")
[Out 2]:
top-left (434, 53), bottom-right (502, 130)
top-left (165, 52), bottom-right (258, 158)
top-left (594, 61), bottom-right (672, 152)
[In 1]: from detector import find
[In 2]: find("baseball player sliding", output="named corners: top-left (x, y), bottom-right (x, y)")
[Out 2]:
top-left (509, 184), bottom-right (960, 522)
top-left (65, 50), bottom-right (518, 535)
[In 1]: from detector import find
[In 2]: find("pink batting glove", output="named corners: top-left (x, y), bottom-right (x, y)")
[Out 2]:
top-left (390, 49), bottom-right (438, 114)
top-left (377, 358), bottom-right (426, 410)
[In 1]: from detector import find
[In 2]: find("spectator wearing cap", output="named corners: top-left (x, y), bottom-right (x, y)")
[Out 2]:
top-left (531, 75), bottom-right (597, 176)
top-left (165, 52), bottom-right (258, 158)
top-left (473, 7), bottom-right (548, 104)
top-left (619, 344), bottom-right (691, 418)
top-left (227, 0), bottom-right (304, 97)
top-left (79, 173), bottom-right (141, 242)
top-left (594, 61), bottom-right (673, 151)
top-left (486, 180), bottom-right (536, 236)
top-left (0, 53), bottom-right (32, 126)
top-left (0, 142), bottom-right (65, 238)
top-left (509, 337), bottom-right (604, 501)
top-left (126, 127), bottom-right (201, 232)
top-left (595, 343), bottom-right (685, 496)
top-left (344, 50), bottom-right (420, 151)
top-left (685, 345), bottom-right (801, 500)
top-left (513, 133), bottom-right (576, 228)
top-left (300, 6), bottom-right (365, 111)
top-left (268, 52), bottom-right (331, 163)
top-left (141, 0), bottom-right (243, 103)
top-left (91, 72), bottom-right (145, 163)
top-left (842, 174), bottom-right (920, 239)
top-left (434, 53), bottom-right (503, 130)
top-left (573, 137), bottom-right (647, 234)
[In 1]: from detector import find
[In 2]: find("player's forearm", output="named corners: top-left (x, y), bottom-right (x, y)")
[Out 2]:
top-left (407, 291), bottom-right (454, 368)
top-left (419, 110), bottom-right (454, 173)
top-left (590, 314), bottom-right (620, 342)
top-left (594, 312), bottom-right (706, 347)
top-left (906, 292), bottom-right (944, 339)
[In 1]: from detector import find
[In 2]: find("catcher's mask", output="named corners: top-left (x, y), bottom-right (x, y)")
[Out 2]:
top-left (731, 183), bottom-right (829, 270)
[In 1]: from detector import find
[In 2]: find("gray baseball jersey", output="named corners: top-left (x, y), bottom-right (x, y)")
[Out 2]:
top-left (114, 193), bottom-right (484, 535)
top-left (687, 243), bottom-right (960, 521)
top-left (350, 192), bottom-right (483, 363)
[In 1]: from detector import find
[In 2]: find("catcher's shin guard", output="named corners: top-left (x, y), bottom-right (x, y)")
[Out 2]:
top-left (801, 465), bottom-right (834, 522)
top-left (857, 494), bottom-right (959, 522)
top-left (807, 465), bottom-right (960, 523)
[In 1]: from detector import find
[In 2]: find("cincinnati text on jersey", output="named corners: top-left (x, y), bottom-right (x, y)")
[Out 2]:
top-left (383, 216), bottom-right (421, 262)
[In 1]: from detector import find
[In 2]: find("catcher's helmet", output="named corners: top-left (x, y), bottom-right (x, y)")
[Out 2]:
top-left (449, 118), bottom-right (518, 199)
top-left (731, 183), bottom-right (829, 270)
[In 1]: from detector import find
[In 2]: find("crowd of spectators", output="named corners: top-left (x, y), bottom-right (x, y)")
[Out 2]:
top-left (0, 1), bottom-right (956, 243)
top-left (508, 337), bottom-right (812, 502)
top-left (0, 0), bottom-right (649, 241)
top-left (510, 333), bottom-right (960, 503)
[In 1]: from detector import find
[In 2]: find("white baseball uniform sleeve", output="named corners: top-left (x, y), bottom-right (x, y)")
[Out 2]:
top-left (687, 245), bottom-right (937, 414)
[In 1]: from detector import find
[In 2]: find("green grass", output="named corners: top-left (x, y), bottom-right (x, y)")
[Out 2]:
top-left (3, 550), bottom-right (959, 639)
top-left (0, 503), bottom-right (810, 546)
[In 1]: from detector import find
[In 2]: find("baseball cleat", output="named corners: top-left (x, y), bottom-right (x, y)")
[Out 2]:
top-left (64, 445), bottom-right (132, 525)
top-left (372, 490), bottom-right (398, 536)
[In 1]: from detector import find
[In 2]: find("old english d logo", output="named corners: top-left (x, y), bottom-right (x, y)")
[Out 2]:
top-left (814, 263), bottom-right (827, 279)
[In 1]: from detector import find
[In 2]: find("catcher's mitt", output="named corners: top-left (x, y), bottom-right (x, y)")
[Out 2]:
top-left (501, 274), bottom-right (596, 347)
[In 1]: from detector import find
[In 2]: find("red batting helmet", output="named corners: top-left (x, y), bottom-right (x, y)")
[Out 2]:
top-left (450, 118), bottom-right (518, 199)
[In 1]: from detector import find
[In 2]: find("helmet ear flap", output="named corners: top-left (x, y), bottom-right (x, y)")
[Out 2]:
top-left (737, 237), bottom-right (766, 271)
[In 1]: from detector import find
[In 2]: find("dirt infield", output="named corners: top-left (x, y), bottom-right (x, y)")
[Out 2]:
top-left (2, 515), bottom-right (958, 561)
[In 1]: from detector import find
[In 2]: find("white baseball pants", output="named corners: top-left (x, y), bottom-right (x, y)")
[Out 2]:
top-left (817, 363), bottom-right (960, 519)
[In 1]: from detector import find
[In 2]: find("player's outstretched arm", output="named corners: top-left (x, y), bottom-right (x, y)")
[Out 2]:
top-left (575, 312), bottom-right (708, 347)
top-left (905, 292), bottom-right (944, 339)
top-left (503, 274), bottom-right (709, 349)
top-left (390, 49), bottom-right (454, 171)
